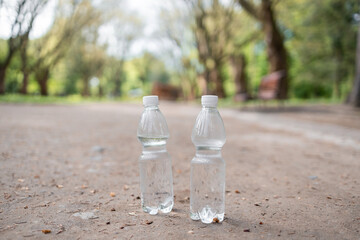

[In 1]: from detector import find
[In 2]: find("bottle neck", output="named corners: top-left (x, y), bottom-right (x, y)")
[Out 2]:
top-left (195, 147), bottom-right (222, 157)
top-left (202, 105), bottom-right (217, 109)
top-left (142, 144), bottom-right (167, 153)
top-left (144, 105), bottom-right (159, 110)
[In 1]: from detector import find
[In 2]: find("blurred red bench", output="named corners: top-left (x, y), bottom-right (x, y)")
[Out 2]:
top-left (258, 70), bottom-right (285, 100)
top-left (151, 82), bottom-right (180, 101)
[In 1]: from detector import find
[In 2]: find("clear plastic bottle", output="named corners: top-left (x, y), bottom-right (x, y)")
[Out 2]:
top-left (137, 95), bottom-right (174, 215)
top-left (190, 95), bottom-right (226, 224)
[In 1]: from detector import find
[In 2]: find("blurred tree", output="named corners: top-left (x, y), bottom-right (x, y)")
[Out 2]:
top-left (278, 0), bottom-right (358, 99)
top-left (308, 0), bottom-right (357, 98)
top-left (31, 0), bottom-right (102, 95)
top-left (230, 26), bottom-right (261, 100)
top-left (159, 2), bottom-right (200, 100)
top-left (189, 0), bottom-right (235, 98)
top-left (0, 0), bottom-right (47, 94)
top-left (237, 0), bottom-right (288, 99)
top-left (348, 17), bottom-right (360, 107)
top-left (66, 28), bottom-right (106, 97)
top-left (110, 14), bottom-right (142, 97)
top-left (230, 54), bottom-right (248, 101)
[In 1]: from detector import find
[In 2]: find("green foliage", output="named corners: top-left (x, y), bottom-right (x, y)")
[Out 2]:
top-left (278, 0), bottom-right (358, 99)
top-left (0, 0), bottom-right (359, 102)
top-left (292, 81), bottom-right (332, 99)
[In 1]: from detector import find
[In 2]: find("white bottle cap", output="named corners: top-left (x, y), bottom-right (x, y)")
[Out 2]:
top-left (143, 95), bottom-right (159, 106)
top-left (201, 95), bottom-right (218, 107)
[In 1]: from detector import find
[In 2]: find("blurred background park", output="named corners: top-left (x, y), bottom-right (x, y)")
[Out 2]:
top-left (0, 0), bottom-right (360, 107)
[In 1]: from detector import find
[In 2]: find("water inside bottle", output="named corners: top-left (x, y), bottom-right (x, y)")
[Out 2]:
top-left (138, 136), bottom-right (174, 215)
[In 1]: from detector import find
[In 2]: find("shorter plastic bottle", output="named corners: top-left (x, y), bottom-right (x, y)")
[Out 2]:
top-left (190, 95), bottom-right (226, 224)
top-left (137, 96), bottom-right (174, 215)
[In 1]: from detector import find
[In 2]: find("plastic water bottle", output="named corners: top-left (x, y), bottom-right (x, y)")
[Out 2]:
top-left (137, 95), bottom-right (174, 215)
top-left (190, 95), bottom-right (226, 224)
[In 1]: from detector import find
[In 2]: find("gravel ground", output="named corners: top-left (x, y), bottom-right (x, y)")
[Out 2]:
top-left (0, 102), bottom-right (359, 239)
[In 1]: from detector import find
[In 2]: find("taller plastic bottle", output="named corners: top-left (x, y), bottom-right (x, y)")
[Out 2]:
top-left (137, 95), bottom-right (174, 215)
top-left (190, 95), bottom-right (226, 224)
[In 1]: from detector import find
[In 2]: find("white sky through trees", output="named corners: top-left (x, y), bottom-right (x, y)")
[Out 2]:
top-left (0, 0), bottom-right (168, 59)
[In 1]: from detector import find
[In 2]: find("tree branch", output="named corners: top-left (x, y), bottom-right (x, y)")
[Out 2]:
top-left (237, 0), bottom-right (260, 19)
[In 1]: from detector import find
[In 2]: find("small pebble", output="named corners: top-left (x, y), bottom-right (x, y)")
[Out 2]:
top-left (42, 230), bottom-right (51, 234)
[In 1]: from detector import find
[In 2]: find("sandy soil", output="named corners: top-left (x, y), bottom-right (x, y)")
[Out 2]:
top-left (0, 102), bottom-right (359, 239)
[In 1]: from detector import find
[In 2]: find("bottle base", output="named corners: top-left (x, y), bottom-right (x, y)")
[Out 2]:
top-left (190, 207), bottom-right (224, 224)
top-left (142, 199), bottom-right (174, 215)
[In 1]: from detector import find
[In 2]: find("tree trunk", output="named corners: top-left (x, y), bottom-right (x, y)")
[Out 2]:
top-left (260, 0), bottom-right (288, 99)
top-left (213, 65), bottom-right (226, 98)
top-left (0, 52), bottom-right (14, 95)
top-left (334, 47), bottom-right (345, 98)
top-left (0, 67), bottom-right (5, 94)
top-left (197, 73), bottom-right (207, 96)
top-left (230, 54), bottom-right (248, 101)
top-left (36, 68), bottom-right (49, 96)
top-left (82, 77), bottom-right (90, 97)
top-left (348, 24), bottom-right (360, 107)
top-left (113, 77), bottom-right (121, 97)
top-left (98, 83), bottom-right (103, 98)
top-left (39, 79), bottom-right (48, 96)
top-left (39, 77), bottom-right (49, 96)
top-left (113, 64), bottom-right (124, 97)
top-left (20, 73), bottom-right (29, 94)
top-left (20, 39), bottom-right (29, 95)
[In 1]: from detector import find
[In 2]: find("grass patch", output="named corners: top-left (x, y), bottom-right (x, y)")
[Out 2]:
top-left (217, 97), bottom-right (342, 109)
top-left (0, 94), bottom-right (143, 105)
top-left (0, 94), bottom-right (342, 107)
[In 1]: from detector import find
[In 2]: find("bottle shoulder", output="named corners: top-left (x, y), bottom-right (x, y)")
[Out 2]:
top-left (137, 108), bottom-right (169, 140)
top-left (191, 108), bottom-right (226, 148)
top-left (191, 155), bottom-right (225, 165)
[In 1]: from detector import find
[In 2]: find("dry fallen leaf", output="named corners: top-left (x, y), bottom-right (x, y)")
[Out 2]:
top-left (4, 193), bottom-right (11, 199)
top-left (110, 192), bottom-right (116, 197)
top-left (42, 229), bottom-right (51, 234)
top-left (120, 223), bottom-right (136, 229)
top-left (56, 225), bottom-right (65, 235)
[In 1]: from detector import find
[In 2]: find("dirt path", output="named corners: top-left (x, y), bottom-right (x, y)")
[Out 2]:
top-left (0, 103), bottom-right (359, 239)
